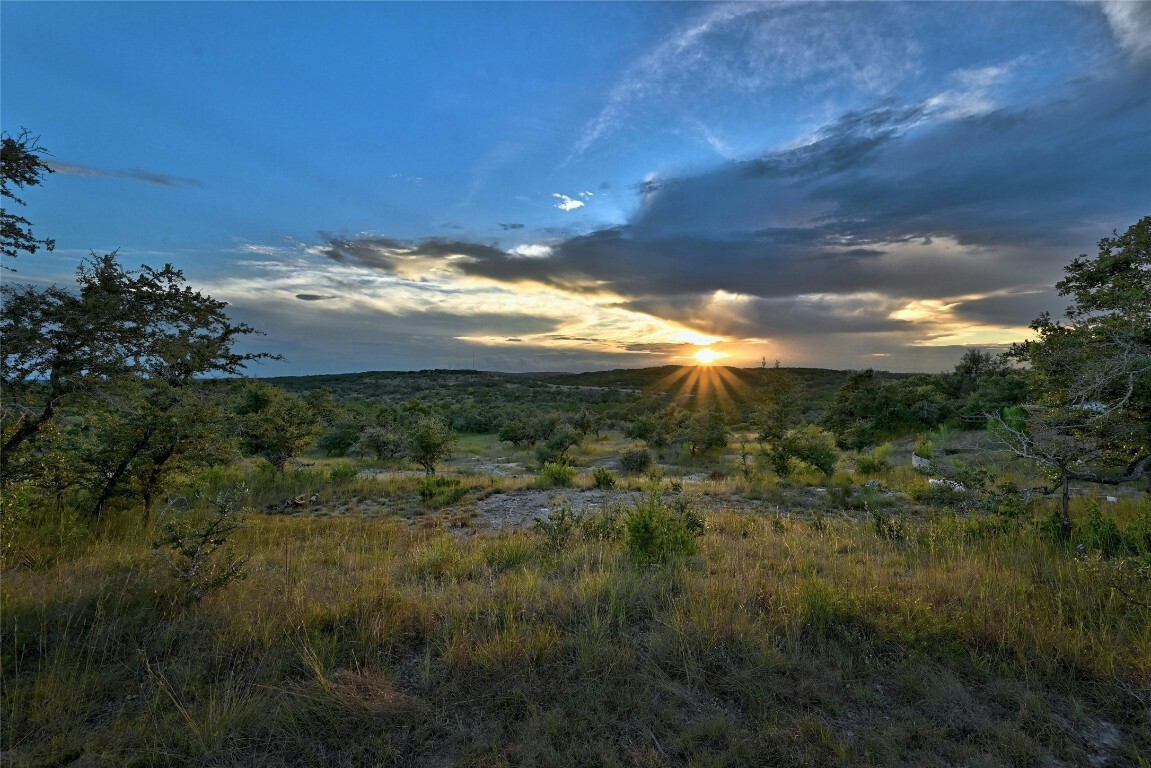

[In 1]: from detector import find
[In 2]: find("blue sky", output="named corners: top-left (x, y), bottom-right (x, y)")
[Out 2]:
top-left (3, 1), bottom-right (1149, 375)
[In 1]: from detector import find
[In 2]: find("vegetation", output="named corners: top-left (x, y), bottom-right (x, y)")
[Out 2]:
top-left (2, 163), bottom-right (1147, 765)
top-left (1, 128), bottom-right (55, 264)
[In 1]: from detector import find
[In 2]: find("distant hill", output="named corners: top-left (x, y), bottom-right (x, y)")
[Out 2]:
top-left (258, 365), bottom-right (919, 418)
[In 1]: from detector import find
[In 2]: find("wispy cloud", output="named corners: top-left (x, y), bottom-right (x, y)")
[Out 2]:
top-left (1098, 0), bottom-right (1151, 61)
top-left (567, 2), bottom-right (918, 162)
top-left (46, 161), bottom-right (203, 188)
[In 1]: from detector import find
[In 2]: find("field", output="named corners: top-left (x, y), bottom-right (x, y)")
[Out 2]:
top-left (3, 368), bottom-right (1150, 767)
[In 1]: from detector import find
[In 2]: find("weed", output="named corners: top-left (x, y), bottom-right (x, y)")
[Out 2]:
top-left (328, 462), bottom-right (360, 485)
top-left (592, 466), bottom-right (617, 489)
top-left (871, 508), bottom-right (905, 542)
top-left (535, 499), bottom-right (582, 553)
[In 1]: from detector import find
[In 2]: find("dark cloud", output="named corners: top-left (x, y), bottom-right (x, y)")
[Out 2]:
top-left (295, 293), bottom-right (337, 301)
top-left (304, 67), bottom-right (1147, 365)
top-left (499, 223), bottom-right (525, 230)
top-left (46, 161), bottom-right (203, 188)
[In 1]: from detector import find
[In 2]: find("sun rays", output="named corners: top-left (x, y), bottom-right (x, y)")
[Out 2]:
top-left (651, 361), bottom-right (748, 410)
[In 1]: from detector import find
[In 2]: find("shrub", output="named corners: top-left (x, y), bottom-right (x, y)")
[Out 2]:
top-left (328, 462), bottom-right (360, 485)
top-left (539, 461), bottom-right (577, 488)
top-left (592, 466), bottom-right (616, 489)
top-left (914, 434), bottom-right (933, 459)
top-left (623, 492), bottom-right (702, 564)
top-left (856, 443), bottom-right (892, 474)
top-left (535, 500), bottom-right (582, 553)
top-left (620, 447), bottom-right (652, 474)
top-left (581, 504), bottom-right (624, 541)
top-left (871, 509), bottom-right (905, 542)
top-left (418, 475), bottom-right (466, 507)
top-left (153, 486), bottom-right (249, 604)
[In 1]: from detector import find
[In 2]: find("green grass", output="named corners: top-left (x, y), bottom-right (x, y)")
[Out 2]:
top-left (4, 487), bottom-right (1149, 767)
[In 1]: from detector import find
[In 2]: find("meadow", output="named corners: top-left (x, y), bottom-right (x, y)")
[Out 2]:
top-left (4, 403), bottom-right (1150, 767)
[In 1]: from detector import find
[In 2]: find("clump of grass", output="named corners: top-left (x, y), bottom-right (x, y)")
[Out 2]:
top-left (418, 475), bottom-right (466, 507)
top-left (623, 492), bottom-right (704, 564)
top-left (538, 461), bottom-right (577, 488)
top-left (591, 466), bottom-right (616, 489)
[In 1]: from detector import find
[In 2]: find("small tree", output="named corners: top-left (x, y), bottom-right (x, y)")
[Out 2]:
top-left (1, 128), bottom-right (55, 265)
top-left (997, 216), bottom-right (1151, 533)
top-left (404, 414), bottom-right (456, 475)
top-left (234, 382), bottom-right (323, 474)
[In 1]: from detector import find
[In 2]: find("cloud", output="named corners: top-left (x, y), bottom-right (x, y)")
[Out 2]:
top-left (45, 161), bottom-right (203, 188)
top-left (552, 193), bottom-right (585, 212)
top-left (295, 293), bottom-right (337, 301)
top-left (499, 223), bottom-right (525, 230)
top-left (1098, 1), bottom-right (1151, 60)
top-left (568, 2), bottom-right (919, 161)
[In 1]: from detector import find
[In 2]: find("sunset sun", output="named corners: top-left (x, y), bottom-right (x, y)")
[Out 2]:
top-left (693, 347), bottom-right (726, 365)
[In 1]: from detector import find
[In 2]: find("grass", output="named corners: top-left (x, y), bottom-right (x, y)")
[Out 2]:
top-left (4, 484), bottom-right (1150, 767)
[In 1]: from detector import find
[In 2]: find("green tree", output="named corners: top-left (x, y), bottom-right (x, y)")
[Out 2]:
top-left (2, 252), bottom-right (273, 488)
top-left (234, 383), bottom-right (323, 474)
top-left (1, 128), bottom-right (55, 265)
top-left (997, 216), bottom-right (1151, 532)
top-left (755, 371), bottom-right (805, 475)
top-left (683, 406), bottom-right (729, 456)
top-left (404, 414), bottom-right (456, 475)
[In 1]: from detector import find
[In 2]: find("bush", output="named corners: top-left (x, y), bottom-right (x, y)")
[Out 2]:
top-left (871, 509), bottom-right (905, 542)
top-left (855, 443), bottom-right (892, 474)
top-left (623, 492), bottom-right (702, 564)
top-left (620, 447), bottom-right (652, 474)
top-left (539, 461), bottom-right (577, 487)
top-left (418, 475), bottom-right (466, 507)
top-left (153, 486), bottom-right (249, 604)
top-left (535, 500), bottom-right (582, 553)
top-left (592, 466), bottom-right (616, 489)
top-left (328, 462), bottom-right (360, 485)
top-left (581, 504), bottom-right (623, 541)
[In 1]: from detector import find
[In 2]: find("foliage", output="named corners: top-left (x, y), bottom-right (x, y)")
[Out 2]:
top-left (328, 463), bottom-right (360, 485)
top-left (534, 424), bottom-right (579, 465)
top-left (681, 406), bottom-right (729, 455)
top-left (619, 447), bottom-right (653, 474)
top-left (623, 491), bottom-right (703, 564)
top-left (997, 216), bottom-right (1151, 531)
top-left (539, 461), bottom-right (577, 488)
top-left (417, 475), bottom-right (465, 507)
top-left (534, 500), bottom-right (582, 553)
top-left (152, 486), bottom-right (249, 604)
top-left (317, 420), bottom-right (364, 457)
top-left (1, 128), bottom-right (55, 264)
top-left (2, 252), bottom-right (273, 518)
top-left (755, 371), bottom-right (805, 474)
top-left (782, 424), bottom-right (839, 478)
top-left (591, 466), bottom-right (616, 489)
top-left (854, 443), bottom-right (892, 475)
top-left (403, 414), bottom-right (457, 475)
top-left (234, 382), bottom-right (323, 474)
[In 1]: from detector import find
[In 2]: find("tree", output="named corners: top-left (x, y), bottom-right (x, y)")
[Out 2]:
top-left (1, 128), bottom-right (55, 265)
top-left (755, 371), bottom-right (805, 475)
top-left (682, 406), bottom-right (729, 456)
top-left (404, 415), bottom-right (456, 475)
top-left (2, 252), bottom-right (275, 490)
top-left (234, 382), bottom-right (323, 474)
top-left (997, 216), bottom-right (1151, 532)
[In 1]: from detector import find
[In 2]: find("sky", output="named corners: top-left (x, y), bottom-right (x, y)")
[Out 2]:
top-left (2, 1), bottom-right (1149, 376)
